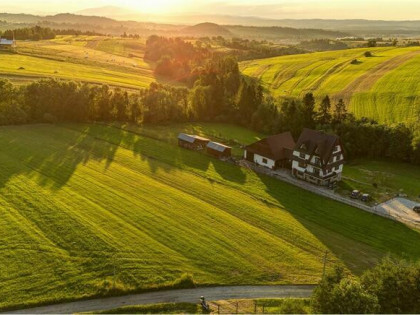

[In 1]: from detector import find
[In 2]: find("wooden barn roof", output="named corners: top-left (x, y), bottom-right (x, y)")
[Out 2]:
top-left (245, 132), bottom-right (295, 160)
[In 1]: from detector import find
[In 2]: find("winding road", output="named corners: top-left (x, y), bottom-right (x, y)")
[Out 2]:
top-left (8, 285), bottom-right (315, 314)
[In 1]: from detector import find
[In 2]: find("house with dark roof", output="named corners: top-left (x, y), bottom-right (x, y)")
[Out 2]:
top-left (244, 132), bottom-right (296, 169)
top-left (206, 141), bottom-right (231, 159)
top-left (292, 128), bottom-right (344, 186)
top-left (178, 133), bottom-right (209, 150)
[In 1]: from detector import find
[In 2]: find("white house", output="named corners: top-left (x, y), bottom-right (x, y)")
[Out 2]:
top-left (244, 132), bottom-right (296, 169)
top-left (292, 128), bottom-right (344, 186)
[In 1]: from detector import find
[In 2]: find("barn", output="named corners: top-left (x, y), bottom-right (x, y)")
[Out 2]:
top-left (206, 141), bottom-right (232, 159)
top-left (0, 38), bottom-right (16, 51)
top-left (178, 133), bottom-right (210, 150)
top-left (244, 132), bottom-right (296, 169)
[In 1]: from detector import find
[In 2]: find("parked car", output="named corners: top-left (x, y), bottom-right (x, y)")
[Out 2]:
top-left (351, 190), bottom-right (360, 199)
top-left (361, 193), bottom-right (371, 202)
top-left (413, 205), bottom-right (420, 214)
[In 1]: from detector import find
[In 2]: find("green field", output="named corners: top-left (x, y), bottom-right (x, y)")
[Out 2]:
top-left (240, 47), bottom-right (420, 124)
top-left (341, 159), bottom-right (420, 202)
top-left (0, 36), bottom-right (154, 88)
top-left (1, 123), bottom-right (420, 310)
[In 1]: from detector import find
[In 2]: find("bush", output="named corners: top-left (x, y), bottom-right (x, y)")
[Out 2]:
top-left (365, 51), bottom-right (373, 57)
top-left (171, 273), bottom-right (196, 289)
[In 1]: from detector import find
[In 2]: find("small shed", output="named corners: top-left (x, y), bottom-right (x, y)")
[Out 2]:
top-left (206, 141), bottom-right (232, 159)
top-left (178, 133), bottom-right (209, 150)
top-left (0, 38), bottom-right (16, 51)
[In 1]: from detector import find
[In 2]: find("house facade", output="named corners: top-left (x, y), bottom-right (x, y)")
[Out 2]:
top-left (292, 128), bottom-right (344, 186)
top-left (244, 132), bottom-right (296, 170)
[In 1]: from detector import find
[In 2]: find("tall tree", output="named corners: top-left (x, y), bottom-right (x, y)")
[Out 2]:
top-left (317, 95), bottom-right (332, 125)
top-left (301, 93), bottom-right (316, 128)
top-left (333, 98), bottom-right (347, 124)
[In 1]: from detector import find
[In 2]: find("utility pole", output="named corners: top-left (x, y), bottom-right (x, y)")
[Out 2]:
top-left (322, 250), bottom-right (328, 279)
top-left (113, 254), bottom-right (116, 289)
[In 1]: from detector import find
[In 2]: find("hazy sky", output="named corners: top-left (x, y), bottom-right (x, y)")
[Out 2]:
top-left (3, 0), bottom-right (420, 20)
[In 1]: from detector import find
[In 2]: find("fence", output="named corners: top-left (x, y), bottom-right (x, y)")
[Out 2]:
top-left (207, 298), bottom-right (309, 314)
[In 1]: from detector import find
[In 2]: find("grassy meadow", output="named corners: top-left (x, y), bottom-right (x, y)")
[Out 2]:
top-left (240, 46), bottom-right (420, 124)
top-left (341, 159), bottom-right (420, 202)
top-left (0, 36), bottom-right (154, 88)
top-left (1, 123), bottom-right (420, 309)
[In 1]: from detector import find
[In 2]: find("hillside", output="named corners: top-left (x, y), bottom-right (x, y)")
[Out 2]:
top-left (240, 46), bottom-right (420, 125)
top-left (182, 22), bottom-right (232, 37)
top-left (0, 36), bottom-right (154, 88)
top-left (1, 123), bottom-right (420, 310)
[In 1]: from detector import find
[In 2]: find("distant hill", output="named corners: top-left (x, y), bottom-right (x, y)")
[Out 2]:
top-left (227, 25), bottom-right (347, 41)
top-left (241, 46), bottom-right (420, 125)
top-left (182, 22), bottom-right (232, 37)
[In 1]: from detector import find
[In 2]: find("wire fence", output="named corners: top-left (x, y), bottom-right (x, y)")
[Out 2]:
top-left (207, 298), bottom-right (306, 314)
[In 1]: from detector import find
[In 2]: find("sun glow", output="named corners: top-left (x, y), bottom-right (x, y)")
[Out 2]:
top-left (122, 0), bottom-right (187, 14)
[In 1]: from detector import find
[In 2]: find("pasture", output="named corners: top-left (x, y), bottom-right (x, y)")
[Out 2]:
top-left (0, 36), bottom-right (154, 88)
top-left (1, 123), bottom-right (420, 310)
top-left (240, 46), bottom-right (420, 124)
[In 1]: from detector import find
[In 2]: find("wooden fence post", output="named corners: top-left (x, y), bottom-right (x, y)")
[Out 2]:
top-left (236, 302), bottom-right (239, 314)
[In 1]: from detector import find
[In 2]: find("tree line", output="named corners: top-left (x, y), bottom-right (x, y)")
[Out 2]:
top-left (312, 258), bottom-right (420, 314)
top-left (1, 76), bottom-right (418, 165)
top-left (0, 26), bottom-right (55, 40)
top-left (0, 26), bottom-right (103, 41)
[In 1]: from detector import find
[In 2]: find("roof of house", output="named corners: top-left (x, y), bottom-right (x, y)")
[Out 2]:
top-left (0, 39), bottom-right (14, 45)
top-left (245, 132), bottom-right (296, 160)
top-left (207, 141), bottom-right (231, 152)
top-left (178, 133), bottom-right (209, 143)
top-left (294, 128), bottom-right (340, 164)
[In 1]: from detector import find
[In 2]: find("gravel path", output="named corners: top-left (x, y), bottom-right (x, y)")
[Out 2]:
top-left (7, 285), bottom-right (315, 314)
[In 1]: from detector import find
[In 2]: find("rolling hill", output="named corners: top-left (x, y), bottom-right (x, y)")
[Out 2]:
top-left (1, 122), bottom-right (420, 310)
top-left (240, 46), bottom-right (420, 125)
top-left (182, 22), bottom-right (232, 37)
top-left (0, 36), bottom-right (154, 88)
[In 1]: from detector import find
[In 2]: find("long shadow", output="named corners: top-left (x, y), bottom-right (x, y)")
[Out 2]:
top-left (210, 158), bottom-right (246, 184)
top-left (254, 171), bottom-right (420, 274)
top-left (0, 124), bottom-right (126, 190)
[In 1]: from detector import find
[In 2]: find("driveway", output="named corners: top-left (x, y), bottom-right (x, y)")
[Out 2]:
top-left (7, 285), bottom-right (315, 314)
top-left (375, 198), bottom-right (420, 225)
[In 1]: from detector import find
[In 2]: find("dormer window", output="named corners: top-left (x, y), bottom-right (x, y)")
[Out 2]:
top-left (333, 145), bottom-right (340, 153)
top-left (300, 144), bottom-right (307, 150)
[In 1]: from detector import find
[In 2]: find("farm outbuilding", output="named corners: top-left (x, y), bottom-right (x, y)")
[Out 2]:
top-left (244, 132), bottom-right (296, 169)
top-left (206, 141), bottom-right (232, 159)
top-left (0, 38), bottom-right (16, 51)
top-left (178, 133), bottom-right (209, 150)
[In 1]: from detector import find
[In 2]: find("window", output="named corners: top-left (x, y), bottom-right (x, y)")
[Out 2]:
top-left (314, 157), bottom-right (320, 165)
top-left (335, 166), bottom-right (340, 171)
top-left (299, 152), bottom-right (306, 159)
top-left (262, 158), bottom-right (268, 164)
top-left (314, 168), bottom-right (320, 176)
top-left (334, 145), bottom-right (340, 153)
top-left (298, 162), bottom-right (306, 168)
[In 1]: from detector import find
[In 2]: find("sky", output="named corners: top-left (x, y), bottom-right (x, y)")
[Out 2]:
top-left (2, 0), bottom-right (420, 20)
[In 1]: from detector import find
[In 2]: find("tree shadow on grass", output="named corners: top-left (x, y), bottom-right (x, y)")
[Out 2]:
top-left (210, 158), bottom-right (246, 184)
top-left (0, 124), bottom-right (126, 190)
top-left (254, 171), bottom-right (420, 275)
